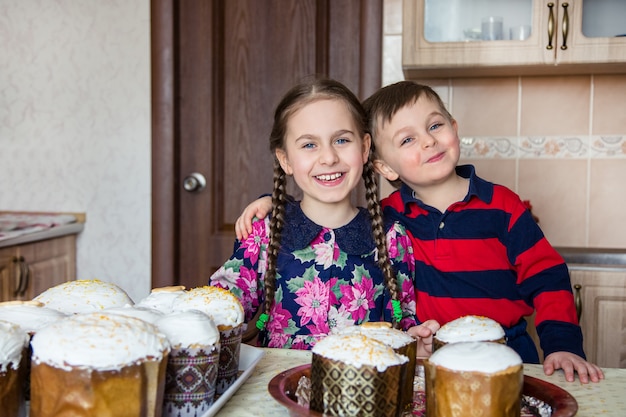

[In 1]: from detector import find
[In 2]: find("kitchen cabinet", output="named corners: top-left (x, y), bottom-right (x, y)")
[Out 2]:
top-left (569, 265), bottom-right (626, 369)
top-left (402, 0), bottom-right (626, 78)
top-left (0, 234), bottom-right (78, 302)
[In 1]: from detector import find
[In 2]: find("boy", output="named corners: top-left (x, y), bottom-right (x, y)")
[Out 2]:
top-left (362, 81), bottom-right (602, 383)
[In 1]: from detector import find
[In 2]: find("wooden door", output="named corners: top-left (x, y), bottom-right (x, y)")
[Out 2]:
top-left (151, 0), bottom-right (382, 290)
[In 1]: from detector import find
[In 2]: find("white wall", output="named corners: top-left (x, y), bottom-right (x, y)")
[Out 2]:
top-left (0, 0), bottom-right (151, 301)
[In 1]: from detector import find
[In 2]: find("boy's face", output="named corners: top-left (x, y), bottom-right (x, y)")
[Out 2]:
top-left (372, 95), bottom-right (460, 192)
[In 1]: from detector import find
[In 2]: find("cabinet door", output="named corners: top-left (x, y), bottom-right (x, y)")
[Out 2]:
top-left (0, 247), bottom-right (17, 301)
top-left (569, 267), bottom-right (626, 368)
top-left (555, 0), bottom-right (626, 66)
top-left (16, 236), bottom-right (76, 300)
top-left (0, 236), bottom-right (77, 301)
top-left (403, 0), bottom-right (549, 78)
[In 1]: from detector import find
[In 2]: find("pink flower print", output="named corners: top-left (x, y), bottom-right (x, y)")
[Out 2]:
top-left (267, 332), bottom-right (290, 349)
top-left (291, 337), bottom-right (310, 350)
top-left (294, 278), bottom-right (330, 326)
top-left (340, 277), bottom-right (376, 322)
top-left (236, 266), bottom-right (259, 309)
top-left (242, 218), bottom-right (269, 265)
top-left (327, 305), bottom-right (354, 332)
top-left (267, 302), bottom-right (293, 335)
top-left (209, 265), bottom-right (239, 289)
top-left (386, 227), bottom-right (400, 259)
top-left (311, 230), bottom-right (339, 268)
top-left (388, 225), bottom-right (415, 272)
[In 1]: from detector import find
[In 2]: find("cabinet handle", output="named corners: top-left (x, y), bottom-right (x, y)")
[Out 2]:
top-left (12, 256), bottom-right (30, 298)
top-left (546, 2), bottom-right (555, 50)
top-left (561, 3), bottom-right (569, 50)
top-left (573, 283), bottom-right (582, 322)
top-left (12, 256), bottom-right (22, 297)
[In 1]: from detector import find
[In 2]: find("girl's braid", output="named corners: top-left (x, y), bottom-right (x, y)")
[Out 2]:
top-left (262, 160), bottom-right (288, 325)
top-left (362, 157), bottom-right (402, 328)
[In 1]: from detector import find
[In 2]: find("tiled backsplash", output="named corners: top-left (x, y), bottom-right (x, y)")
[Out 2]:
top-left (381, 0), bottom-right (626, 249)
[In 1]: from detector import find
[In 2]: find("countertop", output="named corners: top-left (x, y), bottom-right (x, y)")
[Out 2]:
top-left (0, 212), bottom-right (84, 248)
top-left (555, 247), bottom-right (626, 267)
top-left (216, 348), bottom-right (626, 416)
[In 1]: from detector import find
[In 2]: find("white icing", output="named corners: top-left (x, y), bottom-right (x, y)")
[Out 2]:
top-left (156, 310), bottom-right (220, 349)
top-left (171, 286), bottom-right (244, 328)
top-left (334, 324), bottom-right (415, 349)
top-left (135, 287), bottom-right (186, 314)
top-left (0, 320), bottom-right (29, 372)
top-left (34, 279), bottom-right (134, 314)
top-left (31, 312), bottom-right (170, 371)
top-left (312, 334), bottom-right (408, 372)
top-left (435, 315), bottom-right (505, 343)
top-left (0, 303), bottom-right (68, 333)
top-left (103, 306), bottom-right (165, 324)
top-left (428, 341), bottom-right (522, 373)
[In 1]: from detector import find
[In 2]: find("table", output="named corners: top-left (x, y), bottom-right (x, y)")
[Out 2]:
top-left (216, 348), bottom-right (626, 416)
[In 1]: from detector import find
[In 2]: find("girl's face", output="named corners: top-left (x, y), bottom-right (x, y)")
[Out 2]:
top-left (275, 98), bottom-right (370, 209)
top-left (372, 95), bottom-right (460, 192)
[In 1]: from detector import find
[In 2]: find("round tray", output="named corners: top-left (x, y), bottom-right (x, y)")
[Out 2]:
top-left (268, 364), bottom-right (578, 417)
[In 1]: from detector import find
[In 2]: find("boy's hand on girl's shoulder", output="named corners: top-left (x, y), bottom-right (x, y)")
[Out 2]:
top-left (235, 196), bottom-right (273, 240)
top-left (407, 319), bottom-right (440, 358)
top-left (543, 351), bottom-right (604, 383)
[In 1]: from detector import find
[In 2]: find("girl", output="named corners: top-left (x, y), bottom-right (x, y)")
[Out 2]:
top-left (209, 78), bottom-right (433, 350)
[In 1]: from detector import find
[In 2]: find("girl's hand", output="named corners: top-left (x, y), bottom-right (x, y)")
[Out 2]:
top-left (406, 319), bottom-right (440, 358)
top-left (543, 351), bottom-right (604, 383)
top-left (235, 196), bottom-right (272, 240)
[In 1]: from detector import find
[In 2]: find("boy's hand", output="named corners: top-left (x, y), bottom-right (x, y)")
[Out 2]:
top-left (235, 196), bottom-right (272, 240)
top-left (543, 351), bottom-right (604, 383)
top-left (406, 319), bottom-right (440, 358)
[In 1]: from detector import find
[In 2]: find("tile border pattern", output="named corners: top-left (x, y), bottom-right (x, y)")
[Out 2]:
top-left (460, 135), bottom-right (626, 159)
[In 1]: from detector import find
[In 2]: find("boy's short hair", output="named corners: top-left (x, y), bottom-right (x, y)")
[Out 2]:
top-left (363, 81), bottom-right (453, 189)
top-left (363, 81), bottom-right (452, 144)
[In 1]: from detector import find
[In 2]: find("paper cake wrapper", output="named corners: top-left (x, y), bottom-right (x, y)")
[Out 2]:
top-left (163, 344), bottom-right (220, 417)
top-left (423, 359), bottom-right (523, 417)
top-left (310, 353), bottom-right (404, 417)
top-left (30, 357), bottom-right (168, 417)
top-left (0, 351), bottom-right (27, 417)
top-left (215, 323), bottom-right (243, 395)
top-left (395, 338), bottom-right (417, 412)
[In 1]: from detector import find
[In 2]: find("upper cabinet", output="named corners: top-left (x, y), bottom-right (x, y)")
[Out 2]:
top-left (403, 0), bottom-right (626, 78)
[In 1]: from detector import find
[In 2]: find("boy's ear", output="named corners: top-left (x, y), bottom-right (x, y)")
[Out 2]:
top-left (275, 149), bottom-right (293, 175)
top-left (373, 159), bottom-right (400, 182)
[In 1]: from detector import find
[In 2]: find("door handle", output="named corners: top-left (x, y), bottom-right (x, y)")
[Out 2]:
top-left (183, 172), bottom-right (207, 193)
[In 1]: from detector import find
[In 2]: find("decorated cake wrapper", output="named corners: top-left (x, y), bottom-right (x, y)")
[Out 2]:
top-left (395, 339), bottom-right (418, 412)
top-left (215, 324), bottom-right (243, 395)
top-left (310, 353), bottom-right (404, 417)
top-left (0, 356), bottom-right (27, 417)
top-left (163, 345), bottom-right (220, 417)
top-left (29, 358), bottom-right (168, 417)
top-left (423, 360), bottom-right (523, 417)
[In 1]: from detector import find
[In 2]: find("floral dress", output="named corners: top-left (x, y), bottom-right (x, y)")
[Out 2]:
top-left (209, 200), bottom-right (417, 349)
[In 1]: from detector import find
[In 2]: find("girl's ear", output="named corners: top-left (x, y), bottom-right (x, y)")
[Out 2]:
top-left (275, 149), bottom-right (293, 175)
top-left (361, 133), bottom-right (372, 164)
top-left (373, 159), bottom-right (400, 182)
